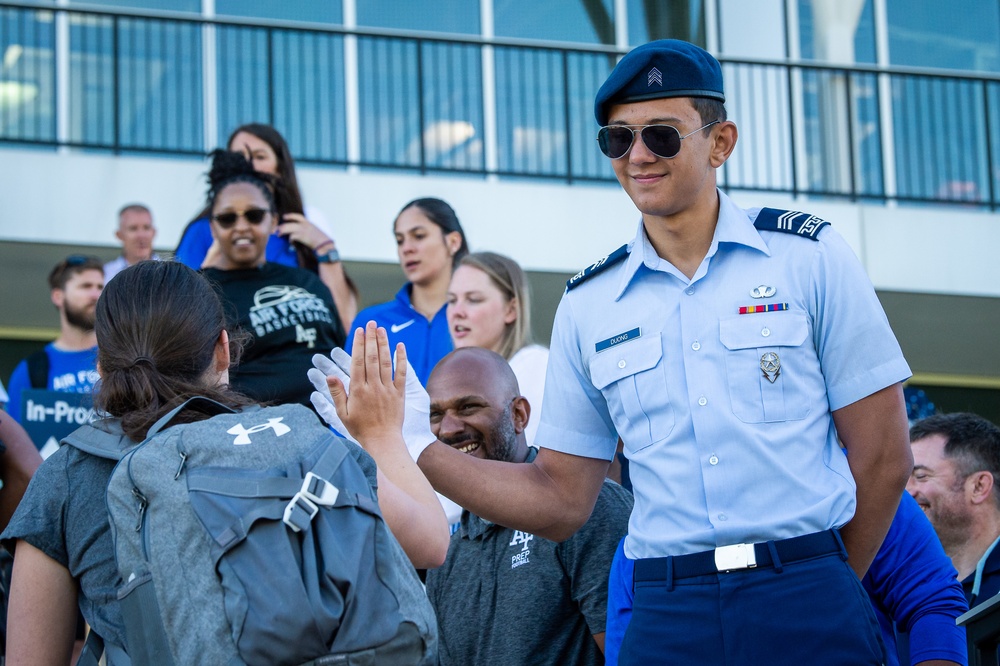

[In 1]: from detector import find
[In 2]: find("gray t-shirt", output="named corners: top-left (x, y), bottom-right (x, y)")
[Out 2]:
top-left (425, 460), bottom-right (632, 666)
top-left (1, 417), bottom-right (400, 655)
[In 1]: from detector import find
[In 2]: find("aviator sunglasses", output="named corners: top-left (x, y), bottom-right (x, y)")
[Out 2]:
top-left (212, 208), bottom-right (271, 229)
top-left (597, 119), bottom-right (719, 160)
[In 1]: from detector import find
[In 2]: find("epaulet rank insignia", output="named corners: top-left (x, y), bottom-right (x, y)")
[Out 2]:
top-left (753, 208), bottom-right (830, 240)
top-left (566, 244), bottom-right (629, 291)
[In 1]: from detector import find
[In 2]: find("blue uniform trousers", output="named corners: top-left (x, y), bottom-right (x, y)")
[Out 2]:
top-left (619, 533), bottom-right (886, 665)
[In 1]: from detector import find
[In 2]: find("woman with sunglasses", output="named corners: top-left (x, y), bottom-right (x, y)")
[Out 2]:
top-left (200, 150), bottom-right (346, 408)
top-left (2, 260), bottom-right (447, 665)
top-left (351, 198), bottom-right (469, 387)
top-left (176, 123), bottom-right (358, 331)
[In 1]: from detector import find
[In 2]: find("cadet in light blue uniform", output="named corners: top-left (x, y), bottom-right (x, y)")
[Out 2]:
top-left (415, 40), bottom-right (914, 666)
top-left (351, 198), bottom-right (469, 386)
top-left (605, 493), bottom-right (969, 666)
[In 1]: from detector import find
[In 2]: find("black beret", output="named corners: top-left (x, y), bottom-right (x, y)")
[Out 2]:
top-left (594, 39), bottom-right (725, 126)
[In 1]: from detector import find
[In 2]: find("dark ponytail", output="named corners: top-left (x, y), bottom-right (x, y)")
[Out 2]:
top-left (94, 261), bottom-right (254, 441)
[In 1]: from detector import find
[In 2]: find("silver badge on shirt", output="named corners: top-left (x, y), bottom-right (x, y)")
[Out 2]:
top-left (750, 284), bottom-right (776, 299)
top-left (760, 352), bottom-right (781, 383)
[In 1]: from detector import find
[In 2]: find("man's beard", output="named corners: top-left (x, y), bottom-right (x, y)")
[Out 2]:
top-left (927, 496), bottom-right (974, 553)
top-left (483, 405), bottom-right (518, 463)
top-left (64, 300), bottom-right (96, 332)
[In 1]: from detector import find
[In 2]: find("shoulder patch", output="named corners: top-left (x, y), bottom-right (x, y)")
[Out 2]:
top-left (753, 208), bottom-right (830, 240)
top-left (566, 244), bottom-right (629, 291)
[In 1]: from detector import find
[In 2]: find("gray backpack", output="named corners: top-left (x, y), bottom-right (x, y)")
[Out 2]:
top-left (99, 397), bottom-right (435, 666)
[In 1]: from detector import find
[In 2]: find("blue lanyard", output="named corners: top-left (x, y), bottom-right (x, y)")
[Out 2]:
top-left (971, 534), bottom-right (1000, 603)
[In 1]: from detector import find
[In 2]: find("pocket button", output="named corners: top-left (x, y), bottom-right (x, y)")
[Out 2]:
top-left (761, 327), bottom-right (771, 337)
top-left (618, 359), bottom-right (626, 369)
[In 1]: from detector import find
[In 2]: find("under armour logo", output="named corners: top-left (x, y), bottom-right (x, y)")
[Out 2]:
top-left (648, 67), bottom-right (663, 87)
top-left (228, 418), bottom-right (291, 445)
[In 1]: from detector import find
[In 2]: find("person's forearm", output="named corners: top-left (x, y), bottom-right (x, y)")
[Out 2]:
top-left (418, 442), bottom-right (608, 542)
top-left (836, 384), bottom-right (912, 578)
top-left (367, 434), bottom-right (449, 568)
top-left (318, 261), bottom-right (357, 332)
top-left (0, 413), bottom-right (41, 531)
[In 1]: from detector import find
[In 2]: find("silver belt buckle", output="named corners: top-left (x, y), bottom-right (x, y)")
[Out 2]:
top-left (714, 543), bottom-right (757, 572)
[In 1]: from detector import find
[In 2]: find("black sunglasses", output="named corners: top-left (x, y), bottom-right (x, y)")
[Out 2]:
top-left (597, 120), bottom-right (720, 160)
top-left (212, 208), bottom-right (271, 229)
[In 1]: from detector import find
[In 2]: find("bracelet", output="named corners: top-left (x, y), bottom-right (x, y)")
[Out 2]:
top-left (314, 239), bottom-right (335, 254)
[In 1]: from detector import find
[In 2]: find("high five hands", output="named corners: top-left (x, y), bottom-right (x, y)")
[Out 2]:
top-left (309, 321), bottom-right (436, 460)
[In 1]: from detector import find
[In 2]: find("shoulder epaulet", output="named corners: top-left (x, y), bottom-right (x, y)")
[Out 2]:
top-left (566, 244), bottom-right (629, 291)
top-left (753, 208), bottom-right (830, 240)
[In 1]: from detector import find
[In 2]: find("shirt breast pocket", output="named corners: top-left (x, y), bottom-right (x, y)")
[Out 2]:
top-left (720, 312), bottom-right (812, 424)
top-left (589, 333), bottom-right (674, 454)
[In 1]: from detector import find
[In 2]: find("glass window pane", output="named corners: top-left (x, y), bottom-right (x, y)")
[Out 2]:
top-left (116, 17), bottom-right (203, 151)
top-left (358, 1), bottom-right (478, 35)
top-left (69, 0), bottom-right (199, 12)
top-left (797, 0), bottom-right (875, 64)
top-left (718, 0), bottom-right (784, 59)
top-left (494, 0), bottom-right (615, 44)
top-left (216, 0), bottom-right (343, 25)
top-left (627, 0), bottom-right (706, 47)
top-left (1, 7), bottom-right (56, 142)
top-left (887, 0), bottom-right (999, 72)
top-left (357, 36), bottom-right (483, 171)
top-left (68, 13), bottom-right (115, 146)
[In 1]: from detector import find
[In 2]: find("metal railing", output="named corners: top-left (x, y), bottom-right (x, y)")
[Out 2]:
top-left (1, 2), bottom-right (998, 209)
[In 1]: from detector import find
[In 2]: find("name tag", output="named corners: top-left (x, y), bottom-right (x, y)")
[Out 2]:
top-left (595, 327), bottom-right (640, 353)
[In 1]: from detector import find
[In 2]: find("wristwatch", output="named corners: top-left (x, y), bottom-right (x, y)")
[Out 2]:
top-left (317, 247), bottom-right (341, 264)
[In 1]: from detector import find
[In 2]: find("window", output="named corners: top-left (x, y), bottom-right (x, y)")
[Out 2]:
top-left (494, 0), bottom-right (615, 44)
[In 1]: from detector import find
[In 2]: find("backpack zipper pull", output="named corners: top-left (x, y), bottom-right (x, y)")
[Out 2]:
top-left (174, 450), bottom-right (188, 480)
top-left (132, 487), bottom-right (148, 532)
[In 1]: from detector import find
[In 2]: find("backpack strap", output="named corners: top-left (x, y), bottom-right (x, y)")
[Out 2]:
top-left (187, 439), bottom-right (359, 544)
top-left (26, 349), bottom-right (49, 389)
top-left (62, 420), bottom-right (131, 461)
top-left (146, 396), bottom-right (237, 438)
top-left (76, 630), bottom-right (104, 666)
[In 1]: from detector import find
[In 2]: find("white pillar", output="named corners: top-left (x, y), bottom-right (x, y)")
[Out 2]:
top-left (343, 0), bottom-right (360, 173)
top-left (481, 0), bottom-right (498, 180)
top-left (201, 0), bottom-right (217, 151)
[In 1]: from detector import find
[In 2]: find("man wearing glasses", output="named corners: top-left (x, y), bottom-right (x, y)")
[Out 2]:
top-left (389, 39), bottom-right (914, 664)
top-left (5, 256), bottom-right (104, 432)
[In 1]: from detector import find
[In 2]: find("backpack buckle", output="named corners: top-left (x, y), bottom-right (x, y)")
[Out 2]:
top-left (302, 472), bottom-right (339, 507)
top-left (283, 473), bottom-right (340, 533)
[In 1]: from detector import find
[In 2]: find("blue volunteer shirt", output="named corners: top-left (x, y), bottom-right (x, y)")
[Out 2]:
top-left (6, 344), bottom-right (99, 424)
top-left (350, 284), bottom-right (452, 387)
top-left (537, 189), bottom-right (911, 559)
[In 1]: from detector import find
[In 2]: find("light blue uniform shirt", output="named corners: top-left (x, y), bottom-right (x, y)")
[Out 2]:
top-left (536, 190), bottom-right (911, 560)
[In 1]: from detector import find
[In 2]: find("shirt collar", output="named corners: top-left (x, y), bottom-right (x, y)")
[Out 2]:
top-left (614, 189), bottom-right (771, 300)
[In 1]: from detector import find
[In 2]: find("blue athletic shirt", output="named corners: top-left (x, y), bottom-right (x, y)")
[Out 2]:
top-left (350, 284), bottom-right (452, 387)
top-left (6, 344), bottom-right (99, 424)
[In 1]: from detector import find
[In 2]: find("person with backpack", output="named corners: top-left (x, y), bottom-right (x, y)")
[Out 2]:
top-left (5, 255), bottom-right (104, 428)
top-left (2, 261), bottom-right (447, 665)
